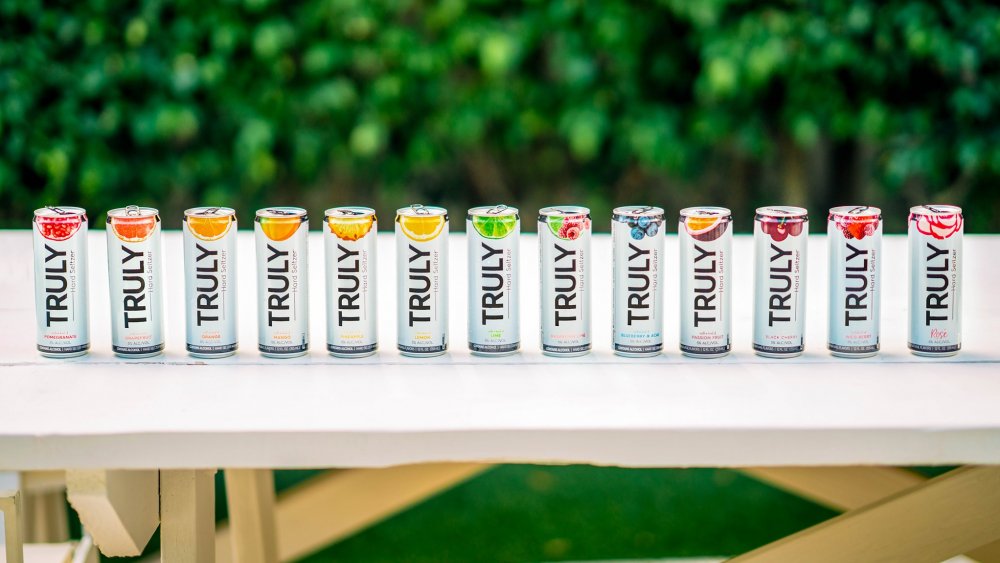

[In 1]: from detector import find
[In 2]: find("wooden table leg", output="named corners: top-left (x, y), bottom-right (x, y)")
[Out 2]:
top-left (223, 469), bottom-right (277, 563)
top-left (66, 470), bottom-right (159, 557)
top-left (161, 470), bottom-right (216, 563)
top-left (1, 489), bottom-right (25, 563)
top-left (730, 466), bottom-right (1000, 563)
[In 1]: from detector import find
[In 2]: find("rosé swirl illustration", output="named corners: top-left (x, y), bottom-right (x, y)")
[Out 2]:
top-left (911, 213), bottom-right (962, 240)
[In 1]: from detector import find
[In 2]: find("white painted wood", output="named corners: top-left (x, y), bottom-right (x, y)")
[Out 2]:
top-left (65, 470), bottom-right (158, 557)
top-left (0, 233), bottom-right (998, 470)
top-left (223, 470), bottom-right (276, 563)
top-left (160, 470), bottom-right (215, 563)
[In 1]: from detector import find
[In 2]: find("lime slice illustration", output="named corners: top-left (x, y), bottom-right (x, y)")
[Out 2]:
top-left (547, 216), bottom-right (564, 237)
top-left (473, 215), bottom-right (517, 239)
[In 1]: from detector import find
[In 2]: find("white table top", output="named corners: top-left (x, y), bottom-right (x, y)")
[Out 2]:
top-left (0, 230), bottom-right (998, 470)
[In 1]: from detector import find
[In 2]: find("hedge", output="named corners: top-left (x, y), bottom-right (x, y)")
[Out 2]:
top-left (2, 0), bottom-right (999, 231)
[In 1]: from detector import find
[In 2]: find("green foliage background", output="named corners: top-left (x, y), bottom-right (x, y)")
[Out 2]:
top-left (2, 0), bottom-right (999, 232)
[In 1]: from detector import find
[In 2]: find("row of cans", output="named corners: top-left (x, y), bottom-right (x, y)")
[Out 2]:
top-left (32, 202), bottom-right (963, 359)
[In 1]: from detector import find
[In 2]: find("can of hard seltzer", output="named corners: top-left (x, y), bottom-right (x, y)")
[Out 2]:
top-left (828, 206), bottom-right (881, 357)
top-left (908, 204), bottom-right (962, 356)
top-left (612, 206), bottom-right (664, 357)
top-left (679, 207), bottom-right (732, 357)
top-left (539, 206), bottom-right (591, 356)
top-left (106, 205), bottom-right (164, 357)
top-left (255, 207), bottom-right (309, 357)
top-left (183, 207), bottom-right (238, 358)
top-left (753, 206), bottom-right (808, 357)
top-left (467, 205), bottom-right (520, 355)
top-left (396, 205), bottom-right (449, 357)
top-left (33, 206), bottom-right (90, 357)
top-left (324, 206), bottom-right (378, 357)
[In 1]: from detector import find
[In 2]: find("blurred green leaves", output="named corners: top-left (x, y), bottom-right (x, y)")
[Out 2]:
top-left (0, 0), bottom-right (999, 231)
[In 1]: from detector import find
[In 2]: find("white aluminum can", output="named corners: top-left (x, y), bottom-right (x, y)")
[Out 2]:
top-left (827, 205), bottom-right (881, 357)
top-left (183, 207), bottom-right (238, 358)
top-left (612, 206), bottom-right (664, 357)
top-left (324, 206), bottom-right (378, 357)
top-left (679, 207), bottom-right (732, 357)
top-left (753, 206), bottom-right (808, 357)
top-left (33, 206), bottom-right (90, 357)
top-left (396, 205), bottom-right (449, 357)
top-left (255, 207), bottom-right (309, 357)
top-left (467, 205), bottom-right (520, 355)
top-left (106, 205), bottom-right (164, 357)
top-left (538, 206), bottom-right (591, 356)
top-left (908, 204), bottom-right (963, 356)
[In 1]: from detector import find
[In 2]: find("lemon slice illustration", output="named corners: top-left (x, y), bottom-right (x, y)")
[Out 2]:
top-left (398, 214), bottom-right (446, 242)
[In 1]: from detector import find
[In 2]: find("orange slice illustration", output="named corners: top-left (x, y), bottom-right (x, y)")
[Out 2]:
top-left (187, 215), bottom-right (233, 241)
top-left (328, 215), bottom-right (375, 241)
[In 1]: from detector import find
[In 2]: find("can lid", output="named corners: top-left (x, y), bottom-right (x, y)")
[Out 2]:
top-left (256, 207), bottom-right (308, 221)
top-left (613, 205), bottom-right (664, 217)
top-left (34, 206), bottom-right (87, 219)
top-left (910, 204), bottom-right (962, 216)
top-left (468, 204), bottom-right (519, 218)
top-left (679, 206), bottom-right (731, 219)
top-left (185, 206), bottom-right (236, 218)
top-left (325, 206), bottom-right (376, 219)
top-left (829, 205), bottom-right (880, 218)
top-left (108, 205), bottom-right (159, 219)
top-left (396, 204), bottom-right (448, 218)
top-left (755, 206), bottom-right (807, 219)
top-left (539, 205), bottom-right (590, 217)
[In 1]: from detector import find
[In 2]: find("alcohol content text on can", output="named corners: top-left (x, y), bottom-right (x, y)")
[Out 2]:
top-left (33, 206), bottom-right (90, 357)
top-left (612, 206), bottom-right (664, 357)
top-left (325, 207), bottom-right (378, 357)
top-left (679, 207), bottom-right (732, 357)
top-left (467, 205), bottom-right (520, 356)
top-left (106, 206), bottom-right (165, 357)
top-left (396, 205), bottom-right (448, 356)
top-left (183, 207), bottom-right (238, 357)
top-left (827, 206), bottom-right (881, 357)
top-left (539, 206), bottom-right (592, 356)
top-left (753, 206), bottom-right (808, 357)
top-left (908, 205), bottom-right (962, 356)
top-left (255, 207), bottom-right (309, 357)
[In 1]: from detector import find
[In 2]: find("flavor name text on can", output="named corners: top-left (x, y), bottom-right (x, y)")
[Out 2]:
top-left (753, 206), bottom-right (808, 357)
top-left (908, 204), bottom-right (962, 356)
top-left (679, 207), bottom-right (732, 357)
top-left (255, 207), bottom-right (309, 357)
top-left (325, 206), bottom-right (378, 357)
top-left (183, 207), bottom-right (238, 357)
top-left (539, 206), bottom-right (591, 356)
top-left (396, 205), bottom-right (449, 356)
top-left (612, 206), bottom-right (664, 357)
top-left (33, 206), bottom-right (90, 357)
top-left (107, 205), bottom-right (165, 357)
top-left (468, 205), bottom-right (520, 355)
top-left (827, 205), bottom-right (881, 357)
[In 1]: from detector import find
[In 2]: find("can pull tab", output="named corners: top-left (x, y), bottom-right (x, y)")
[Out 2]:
top-left (268, 208), bottom-right (295, 216)
top-left (486, 204), bottom-right (508, 215)
top-left (411, 204), bottom-right (429, 215)
top-left (46, 206), bottom-right (73, 215)
top-left (847, 206), bottom-right (870, 215)
top-left (125, 205), bottom-right (141, 217)
top-left (632, 206), bottom-right (653, 215)
top-left (197, 207), bottom-right (220, 215)
top-left (923, 204), bottom-right (946, 214)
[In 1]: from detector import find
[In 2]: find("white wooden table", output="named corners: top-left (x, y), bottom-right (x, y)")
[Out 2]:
top-left (1, 231), bottom-right (998, 563)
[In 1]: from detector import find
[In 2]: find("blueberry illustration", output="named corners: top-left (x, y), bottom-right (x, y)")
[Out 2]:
top-left (645, 222), bottom-right (659, 236)
top-left (638, 216), bottom-right (651, 228)
top-left (630, 227), bottom-right (645, 240)
top-left (626, 218), bottom-right (638, 228)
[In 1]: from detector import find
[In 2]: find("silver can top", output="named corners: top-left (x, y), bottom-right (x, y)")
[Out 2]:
top-left (909, 204), bottom-right (962, 216)
top-left (468, 204), bottom-right (519, 219)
